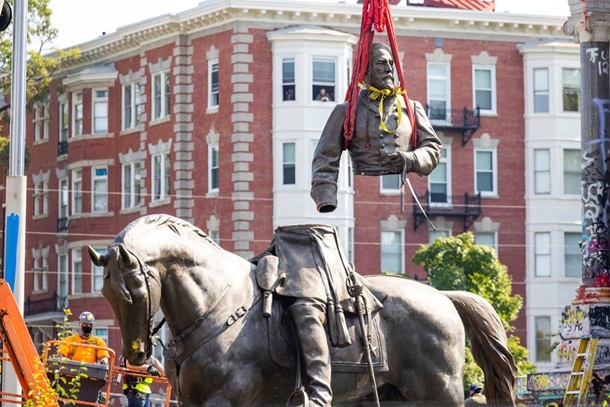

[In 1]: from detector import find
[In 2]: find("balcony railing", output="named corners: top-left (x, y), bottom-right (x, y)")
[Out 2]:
top-left (57, 217), bottom-right (68, 233)
top-left (413, 191), bottom-right (482, 231)
top-left (24, 292), bottom-right (68, 316)
top-left (425, 106), bottom-right (481, 146)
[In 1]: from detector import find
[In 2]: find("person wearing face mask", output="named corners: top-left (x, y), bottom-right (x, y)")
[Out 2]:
top-left (58, 311), bottom-right (110, 365)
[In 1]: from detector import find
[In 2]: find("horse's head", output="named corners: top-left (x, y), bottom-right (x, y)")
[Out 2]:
top-left (88, 244), bottom-right (162, 366)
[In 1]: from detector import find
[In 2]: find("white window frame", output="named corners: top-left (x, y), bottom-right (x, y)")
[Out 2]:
top-left (427, 62), bottom-right (451, 122)
top-left (564, 232), bottom-right (581, 278)
top-left (208, 60), bottom-right (219, 110)
top-left (429, 147), bottom-right (451, 206)
top-left (92, 88), bottom-right (109, 134)
top-left (473, 65), bottom-right (497, 115)
top-left (33, 256), bottom-right (42, 292)
top-left (474, 148), bottom-right (498, 197)
top-left (151, 151), bottom-right (171, 202)
top-left (534, 316), bottom-right (552, 362)
top-left (33, 181), bottom-right (42, 217)
top-left (380, 230), bottom-right (404, 274)
top-left (534, 232), bottom-right (551, 277)
top-left (429, 228), bottom-right (451, 244)
top-left (58, 253), bottom-right (68, 298)
top-left (563, 148), bottom-right (580, 195)
top-left (122, 161), bottom-right (142, 210)
top-left (91, 247), bottom-right (107, 293)
top-left (475, 231), bottom-right (498, 253)
top-left (152, 70), bottom-right (170, 120)
top-left (380, 174), bottom-right (401, 194)
top-left (59, 178), bottom-right (69, 219)
top-left (533, 68), bottom-right (549, 114)
top-left (71, 169), bottom-right (82, 215)
top-left (71, 248), bottom-right (82, 295)
top-left (92, 166), bottom-right (108, 213)
top-left (562, 67), bottom-right (581, 113)
top-left (312, 57), bottom-right (336, 102)
top-left (59, 101), bottom-right (69, 143)
top-left (122, 82), bottom-right (142, 130)
top-left (282, 142), bottom-right (296, 186)
top-left (534, 149), bottom-right (550, 195)
top-left (208, 144), bottom-right (219, 193)
top-left (33, 102), bottom-right (49, 142)
top-left (209, 229), bottom-right (220, 245)
top-left (282, 57), bottom-right (296, 102)
top-left (72, 91), bottom-right (83, 137)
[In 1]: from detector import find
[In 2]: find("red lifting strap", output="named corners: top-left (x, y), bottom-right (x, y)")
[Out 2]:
top-left (342, 0), bottom-right (417, 151)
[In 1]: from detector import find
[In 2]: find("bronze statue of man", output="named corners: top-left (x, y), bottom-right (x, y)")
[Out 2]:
top-left (311, 42), bottom-right (442, 213)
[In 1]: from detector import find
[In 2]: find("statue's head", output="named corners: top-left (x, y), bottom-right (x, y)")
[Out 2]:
top-left (365, 42), bottom-right (394, 90)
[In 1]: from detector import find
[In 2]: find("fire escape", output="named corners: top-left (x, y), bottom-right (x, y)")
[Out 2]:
top-left (412, 106), bottom-right (482, 230)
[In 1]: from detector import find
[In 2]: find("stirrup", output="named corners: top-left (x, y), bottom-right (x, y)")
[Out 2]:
top-left (286, 386), bottom-right (309, 407)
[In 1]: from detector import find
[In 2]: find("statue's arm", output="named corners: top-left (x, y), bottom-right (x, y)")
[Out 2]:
top-left (409, 100), bottom-right (442, 176)
top-left (311, 103), bottom-right (347, 213)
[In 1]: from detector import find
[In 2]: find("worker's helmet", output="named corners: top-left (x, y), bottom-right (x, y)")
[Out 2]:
top-left (469, 384), bottom-right (482, 392)
top-left (79, 311), bottom-right (95, 324)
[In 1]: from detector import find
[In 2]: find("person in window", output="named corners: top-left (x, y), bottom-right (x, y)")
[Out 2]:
top-left (121, 355), bottom-right (165, 407)
top-left (315, 87), bottom-right (331, 102)
top-left (58, 311), bottom-right (110, 365)
top-left (311, 42), bottom-right (441, 213)
top-left (284, 88), bottom-right (295, 101)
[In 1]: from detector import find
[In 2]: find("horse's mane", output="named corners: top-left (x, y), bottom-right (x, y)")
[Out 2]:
top-left (114, 214), bottom-right (220, 250)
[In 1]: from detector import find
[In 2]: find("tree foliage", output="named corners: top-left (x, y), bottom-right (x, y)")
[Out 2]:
top-left (0, 0), bottom-right (79, 107)
top-left (412, 232), bottom-right (536, 387)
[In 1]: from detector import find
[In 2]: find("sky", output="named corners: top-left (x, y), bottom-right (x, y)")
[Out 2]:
top-left (48, 0), bottom-right (570, 50)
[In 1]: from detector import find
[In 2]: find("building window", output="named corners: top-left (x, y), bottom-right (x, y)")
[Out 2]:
top-left (381, 174), bottom-right (400, 193)
top-left (94, 327), bottom-right (108, 345)
top-left (208, 145), bottom-right (219, 192)
top-left (152, 152), bottom-right (171, 202)
top-left (123, 82), bottom-right (143, 129)
top-left (475, 232), bottom-right (497, 253)
top-left (58, 253), bottom-right (68, 298)
top-left (429, 147), bottom-right (450, 204)
top-left (312, 58), bottom-right (335, 102)
top-left (59, 101), bottom-right (69, 143)
top-left (33, 256), bottom-right (47, 292)
top-left (429, 229), bottom-right (450, 244)
top-left (562, 68), bottom-right (580, 112)
top-left (34, 103), bottom-right (49, 142)
top-left (282, 58), bottom-right (296, 101)
top-left (59, 178), bottom-right (68, 220)
top-left (93, 89), bottom-right (108, 133)
top-left (563, 149), bottom-right (580, 195)
top-left (564, 232), bottom-right (581, 278)
top-left (475, 149), bottom-right (497, 196)
top-left (152, 71), bottom-right (170, 120)
top-left (427, 62), bottom-right (450, 121)
top-left (473, 65), bottom-right (496, 114)
top-left (91, 247), bottom-right (107, 293)
top-left (535, 316), bottom-right (552, 362)
top-left (72, 248), bottom-right (82, 295)
top-left (347, 227), bottom-right (354, 263)
top-left (33, 180), bottom-right (49, 217)
top-left (533, 68), bottom-right (549, 113)
top-left (535, 232), bottom-right (551, 277)
top-left (72, 92), bottom-right (83, 136)
top-left (381, 230), bottom-right (403, 274)
top-left (92, 167), bottom-right (108, 213)
top-left (122, 161), bottom-right (142, 209)
top-left (282, 142), bottom-right (296, 185)
top-left (208, 60), bottom-right (219, 109)
top-left (534, 149), bottom-right (550, 195)
top-left (71, 169), bottom-right (82, 215)
top-left (209, 229), bottom-right (220, 245)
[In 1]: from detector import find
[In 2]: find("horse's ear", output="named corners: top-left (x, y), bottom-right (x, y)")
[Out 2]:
top-left (118, 244), bottom-right (137, 269)
top-left (88, 246), bottom-right (107, 267)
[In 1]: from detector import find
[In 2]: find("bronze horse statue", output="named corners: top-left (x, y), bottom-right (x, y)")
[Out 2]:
top-left (88, 214), bottom-right (517, 406)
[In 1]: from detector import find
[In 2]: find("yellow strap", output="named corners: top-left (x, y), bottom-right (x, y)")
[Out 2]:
top-left (366, 84), bottom-right (406, 134)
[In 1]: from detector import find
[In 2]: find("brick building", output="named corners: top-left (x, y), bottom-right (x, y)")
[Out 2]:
top-left (12, 0), bottom-right (571, 382)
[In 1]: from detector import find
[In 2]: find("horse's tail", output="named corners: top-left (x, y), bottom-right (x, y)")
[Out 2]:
top-left (442, 290), bottom-right (517, 407)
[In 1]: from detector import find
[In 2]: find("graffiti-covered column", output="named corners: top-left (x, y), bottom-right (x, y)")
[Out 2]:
top-left (557, 0), bottom-right (610, 370)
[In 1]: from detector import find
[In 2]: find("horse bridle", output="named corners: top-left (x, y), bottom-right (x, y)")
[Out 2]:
top-left (124, 247), bottom-right (162, 359)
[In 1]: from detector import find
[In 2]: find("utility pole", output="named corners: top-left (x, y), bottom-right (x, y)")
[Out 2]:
top-left (2, 0), bottom-right (28, 402)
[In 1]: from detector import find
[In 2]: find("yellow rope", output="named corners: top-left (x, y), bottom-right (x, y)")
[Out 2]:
top-left (366, 84), bottom-right (406, 134)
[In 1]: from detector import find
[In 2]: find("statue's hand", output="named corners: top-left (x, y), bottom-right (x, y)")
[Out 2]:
top-left (388, 152), bottom-right (418, 173)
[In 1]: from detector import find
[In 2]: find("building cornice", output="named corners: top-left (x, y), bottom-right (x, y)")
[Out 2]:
top-left (59, 0), bottom-right (568, 71)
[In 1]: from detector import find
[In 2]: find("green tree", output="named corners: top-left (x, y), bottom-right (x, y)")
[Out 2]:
top-left (0, 0), bottom-right (78, 174)
top-left (412, 232), bottom-right (536, 389)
